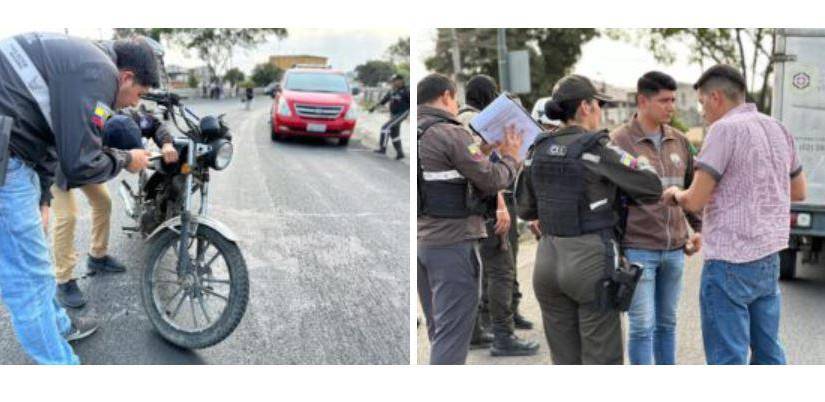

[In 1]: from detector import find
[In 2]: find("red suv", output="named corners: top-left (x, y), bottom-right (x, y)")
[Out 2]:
top-left (270, 66), bottom-right (358, 146)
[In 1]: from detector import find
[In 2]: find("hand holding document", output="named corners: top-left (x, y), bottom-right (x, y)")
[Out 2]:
top-left (469, 94), bottom-right (543, 160)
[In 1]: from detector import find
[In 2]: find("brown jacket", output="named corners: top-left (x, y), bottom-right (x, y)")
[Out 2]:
top-left (609, 116), bottom-right (702, 251)
top-left (417, 105), bottom-right (519, 247)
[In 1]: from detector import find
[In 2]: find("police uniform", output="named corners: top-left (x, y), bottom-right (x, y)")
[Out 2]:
top-left (375, 81), bottom-right (410, 159)
top-left (0, 32), bottom-right (138, 364)
top-left (418, 105), bottom-right (519, 364)
top-left (517, 125), bottom-right (662, 364)
top-left (456, 105), bottom-right (538, 354)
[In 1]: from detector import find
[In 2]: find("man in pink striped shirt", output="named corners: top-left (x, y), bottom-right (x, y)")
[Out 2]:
top-left (663, 64), bottom-right (808, 364)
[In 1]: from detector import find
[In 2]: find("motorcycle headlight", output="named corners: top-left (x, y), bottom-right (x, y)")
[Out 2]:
top-left (209, 140), bottom-right (233, 170)
top-left (278, 97), bottom-right (291, 117)
top-left (344, 101), bottom-right (358, 120)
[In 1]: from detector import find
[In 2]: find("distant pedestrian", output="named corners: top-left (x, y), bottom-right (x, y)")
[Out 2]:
top-left (245, 86), bottom-right (254, 110)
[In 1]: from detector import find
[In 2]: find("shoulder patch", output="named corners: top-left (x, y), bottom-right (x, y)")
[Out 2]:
top-left (467, 143), bottom-right (485, 162)
top-left (91, 102), bottom-right (113, 130)
top-left (606, 143), bottom-right (639, 169)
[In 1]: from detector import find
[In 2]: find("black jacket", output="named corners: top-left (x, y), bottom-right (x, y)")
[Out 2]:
top-left (378, 86), bottom-right (410, 115)
top-left (0, 32), bottom-right (130, 205)
top-left (517, 125), bottom-right (663, 223)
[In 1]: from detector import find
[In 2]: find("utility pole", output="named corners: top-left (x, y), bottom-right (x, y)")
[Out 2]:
top-left (497, 28), bottom-right (510, 92)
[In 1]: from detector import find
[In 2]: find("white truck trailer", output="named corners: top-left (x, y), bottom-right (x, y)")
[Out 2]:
top-left (772, 28), bottom-right (825, 279)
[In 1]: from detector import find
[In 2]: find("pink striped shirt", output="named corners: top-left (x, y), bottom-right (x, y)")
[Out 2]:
top-left (695, 103), bottom-right (802, 263)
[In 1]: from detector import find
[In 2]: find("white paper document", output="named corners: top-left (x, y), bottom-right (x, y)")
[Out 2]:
top-left (468, 94), bottom-right (543, 159)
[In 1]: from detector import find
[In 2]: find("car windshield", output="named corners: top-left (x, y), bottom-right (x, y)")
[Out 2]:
top-left (284, 72), bottom-right (349, 93)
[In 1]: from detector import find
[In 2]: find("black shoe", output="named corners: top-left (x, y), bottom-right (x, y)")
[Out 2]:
top-left (395, 152), bottom-right (405, 160)
top-left (373, 148), bottom-right (386, 154)
top-left (87, 255), bottom-right (126, 275)
top-left (490, 334), bottom-right (540, 357)
top-left (470, 330), bottom-right (494, 349)
top-left (513, 313), bottom-right (534, 330)
top-left (57, 280), bottom-right (86, 309)
top-left (63, 316), bottom-right (99, 342)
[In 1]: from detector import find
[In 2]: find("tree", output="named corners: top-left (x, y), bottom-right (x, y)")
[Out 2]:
top-left (387, 37), bottom-right (410, 64)
top-left (355, 60), bottom-right (396, 87)
top-left (187, 74), bottom-right (199, 89)
top-left (223, 68), bottom-right (246, 87)
top-left (114, 28), bottom-right (288, 85)
top-left (251, 63), bottom-right (283, 87)
top-left (425, 28), bottom-right (599, 108)
top-left (609, 28), bottom-right (776, 112)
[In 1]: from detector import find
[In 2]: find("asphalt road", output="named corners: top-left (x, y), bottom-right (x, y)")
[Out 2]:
top-left (418, 235), bottom-right (825, 365)
top-left (0, 98), bottom-right (410, 364)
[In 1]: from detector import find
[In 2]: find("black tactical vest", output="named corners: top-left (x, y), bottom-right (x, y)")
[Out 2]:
top-left (531, 131), bottom-right (617, 237)
top-left (417, 117), bottom-right (489, 218)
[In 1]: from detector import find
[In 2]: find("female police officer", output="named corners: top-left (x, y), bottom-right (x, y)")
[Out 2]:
top-left (517, 74), bottom-right (662, 364)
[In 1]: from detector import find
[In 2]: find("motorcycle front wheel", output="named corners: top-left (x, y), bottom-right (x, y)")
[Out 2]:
top-left (141, 225), bottom-right (249, 349)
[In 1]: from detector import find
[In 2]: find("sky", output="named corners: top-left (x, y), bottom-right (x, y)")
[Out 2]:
top-left (415, 29), bottom-right (711, 89)
top-left (0, 28), bottom-right (408, 74)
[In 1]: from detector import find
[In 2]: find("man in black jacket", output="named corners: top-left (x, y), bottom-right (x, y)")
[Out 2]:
top-left (370, 74), bottom-right (410, 160)
top-left (0, 32), bottom-right (157, 364)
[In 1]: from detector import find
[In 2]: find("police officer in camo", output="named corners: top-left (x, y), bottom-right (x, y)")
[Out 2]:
top-left (417, 73), bottom-right (523, 364)
top-left (517, 74), bottom-right (662, 364)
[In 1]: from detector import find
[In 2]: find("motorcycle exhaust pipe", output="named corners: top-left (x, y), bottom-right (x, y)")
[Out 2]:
top-left (119, 180), bottom-right (138, 219)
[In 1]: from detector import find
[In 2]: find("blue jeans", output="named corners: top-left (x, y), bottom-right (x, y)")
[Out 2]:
top-left (700, 253), bottom-right (786, 365)
top-left (626, 248), bottom-right (684, 365)
top-left (0, 157), bottom-right (78, 364)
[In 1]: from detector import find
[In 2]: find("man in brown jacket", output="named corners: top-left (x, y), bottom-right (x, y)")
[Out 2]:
top-left (417, 73), bottom-right (523, 364)
top-left (609, 71), bottom-right (702, 365)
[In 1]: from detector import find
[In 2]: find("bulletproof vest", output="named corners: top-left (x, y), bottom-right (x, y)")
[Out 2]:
top-left (531, 131), bottom-right (617, 237)
top-left (417, 116), bottom-right (488, 219)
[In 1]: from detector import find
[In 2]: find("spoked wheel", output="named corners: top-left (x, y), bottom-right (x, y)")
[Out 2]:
top-left (141, 225), bottom-right (249, 349)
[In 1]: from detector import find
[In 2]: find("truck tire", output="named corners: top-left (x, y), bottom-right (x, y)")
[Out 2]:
top-left (338, 137), bottom-right (349, 147)
top-left (780, 248), bottom-right (798, 280)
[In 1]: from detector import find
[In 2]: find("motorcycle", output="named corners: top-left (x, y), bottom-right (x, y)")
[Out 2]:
top-left (118, 91), bottom-right (249, 349)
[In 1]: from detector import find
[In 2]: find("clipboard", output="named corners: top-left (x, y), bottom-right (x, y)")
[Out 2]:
top-left (468, 93), bottom-right (544, 159)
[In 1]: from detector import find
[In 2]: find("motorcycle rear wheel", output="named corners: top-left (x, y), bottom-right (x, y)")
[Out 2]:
top-left (141, 225), bottom-right (249, 349)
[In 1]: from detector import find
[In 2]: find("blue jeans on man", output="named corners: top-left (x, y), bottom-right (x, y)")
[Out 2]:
top-left (0, 157), bottom-right (79, 364)
top-left (626, 248), bottom-right (684, 365)
top-left (700, 253), bottom-right (786, 364)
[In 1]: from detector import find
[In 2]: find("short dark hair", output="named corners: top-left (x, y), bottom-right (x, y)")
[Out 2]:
top-left (417, 73), bottom-right (456, 105)
top-left (113, 38), bottom-right (160, 88)
top-left (693, 64), bottom-right (746, 101)
top-left (465, 74), bottom-right (498, 110)
top-left (637, 71), bottom-right (677, 97)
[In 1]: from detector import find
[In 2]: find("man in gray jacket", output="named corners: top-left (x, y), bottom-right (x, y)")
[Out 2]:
top-left (0, 32), bottom-right (156, 364)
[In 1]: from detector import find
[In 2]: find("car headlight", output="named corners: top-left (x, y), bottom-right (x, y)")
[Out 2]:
top-left (209, 140), bottom-right (233, 170)
top-left (278, 98), bottom-right (291, 117)
top-left (344, 101), bottom-right (358, 120)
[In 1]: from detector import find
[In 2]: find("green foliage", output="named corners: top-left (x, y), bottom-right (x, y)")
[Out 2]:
top-left (669, 114), bottom-right (690, 133)
top-left (114, 28), bottom-right (288, 83)
top-left (223, 68), bottom-right (246, 86)
top-left (187, 73), bottom-right (199, 89)
top-left (609, 28), bottom-right (775, 113)
top-left (355, 60), bottom-right (396, 87)
top-left (387, 37), bottom-right (410, 64)
top-left (251, 63), bottom-right (283, 87)
top-left (425, 28), bottom-right (599, 109)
